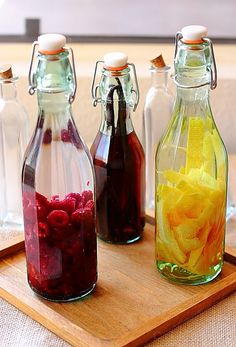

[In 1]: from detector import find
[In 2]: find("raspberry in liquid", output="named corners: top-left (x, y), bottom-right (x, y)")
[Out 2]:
top-left (23, 190), bottom-right (97, 301)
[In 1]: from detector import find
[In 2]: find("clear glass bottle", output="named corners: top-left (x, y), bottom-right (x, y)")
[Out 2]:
top-left (22, 34), bottom-right (97, 301)
top-left (0, 64), bottom-right (29, 230)
top-left (91, 52), bottom-right (145, 244)
top-left (143, 54), bottom-right (173, 209)
top-left (155, 26), bottom-right (228, 285)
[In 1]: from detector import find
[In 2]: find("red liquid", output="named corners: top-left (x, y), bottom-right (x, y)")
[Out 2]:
top-left (91, 131), bottom-right (145, 243)
top-left (23, 190), bottom-right (97, 301)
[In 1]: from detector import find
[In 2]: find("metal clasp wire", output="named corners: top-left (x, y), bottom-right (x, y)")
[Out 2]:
top-left (28, 43), bottom-right (77, 103)
top-left (129, 62), bottom-right (140, 111)
top-left (173, 32), bottom-right (217, 90)
top-left (202, 37), bottom-right (217, 90)
top-left (91, 61), bottom-right (140, 111)
top-left (64, 46), bottom-right (77, 103)
top-left (91, 60), bottom-right (103, 107)
top-left (28, 41), bottom-right (38, 96)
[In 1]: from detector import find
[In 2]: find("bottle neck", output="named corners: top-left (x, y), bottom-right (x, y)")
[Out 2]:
top-left (99, 67), bottom-right (134, 136)
top-left (35, 50), bottom-right (74, 110)
top-left (173, 40), bottom-right (213, 117)
top-left (0, 81), bottom-right (17, 100)
top-left (175, 40), bottom-right (211, 89)
top-left (150, 66), bottom-right (170, 89)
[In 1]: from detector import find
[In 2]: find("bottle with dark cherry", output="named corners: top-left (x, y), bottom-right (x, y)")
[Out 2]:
top-left (90, 52), bottom-right (145, 244)
top-left (22, 34), bottom-right (97, 301)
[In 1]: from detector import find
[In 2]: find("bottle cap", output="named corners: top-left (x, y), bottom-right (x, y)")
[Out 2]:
top-left (150, 54), bottom-right (166, 68)
top-left (0, 64), bottom-right (13, 79)
top-left (104, 52), bottom-right (128, 70)
top-left (181, 25), bottom-right (208, 43)
top-left (38, 34), bottom-right (66, 54)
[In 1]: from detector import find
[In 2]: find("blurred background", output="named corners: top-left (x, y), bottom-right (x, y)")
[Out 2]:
top-left (0, 0), bottom-right (236, 154)
top-left (0, 0), bottom-right (236, 42)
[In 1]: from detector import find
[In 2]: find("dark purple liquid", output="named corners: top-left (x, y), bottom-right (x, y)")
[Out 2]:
top-left (91, 131), bottom-right (145, 244)
top-left (23, 189), bottom-right (97, 301)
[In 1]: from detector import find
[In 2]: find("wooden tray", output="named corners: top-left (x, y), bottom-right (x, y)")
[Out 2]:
top-left (1, 224), bottom-right (236, 347)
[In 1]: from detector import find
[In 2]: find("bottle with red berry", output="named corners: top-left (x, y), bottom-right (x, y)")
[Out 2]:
top-left (22, 34), bottom-right (97, 301)
top-left (91, 52), bottom-right (145, 244)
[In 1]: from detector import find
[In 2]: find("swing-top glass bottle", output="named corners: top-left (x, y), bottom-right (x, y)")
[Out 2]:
top-left (91, 52), bottom-right (145, 244)
top-left (22, 34), bottom-right (97, 301)
top-left (0, 65), bottom-right (29, 231)
top-left (155, 25), bottom-right (228, 285)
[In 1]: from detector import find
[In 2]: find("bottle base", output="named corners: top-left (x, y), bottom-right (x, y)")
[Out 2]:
top-left (156, 260), bottom-right (223, 285)
top-left (98, 232), bottom-right (143, 245)
top-left (29, 283), bottom-right (96, 302)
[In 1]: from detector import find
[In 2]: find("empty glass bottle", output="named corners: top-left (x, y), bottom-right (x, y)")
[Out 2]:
top-left (91, 52), bottom-right (145, 244)
top-left (22, 34), bottom-right (97, 301)
top-left (0, 64), bottom-right (29, 230)
top-left (155, 26), bottom-right (228, 285)
top-left (143, 54), bottom-right (173, 209)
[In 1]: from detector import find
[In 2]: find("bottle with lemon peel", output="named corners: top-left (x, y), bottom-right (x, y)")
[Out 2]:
top-left (155, 25), bottom-right (228, 285)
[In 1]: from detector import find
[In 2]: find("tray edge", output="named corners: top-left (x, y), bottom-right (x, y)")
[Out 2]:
top-left (0, 234), bottom-right (24, 258)
top-left (115, 271), bottom-right (236, 347)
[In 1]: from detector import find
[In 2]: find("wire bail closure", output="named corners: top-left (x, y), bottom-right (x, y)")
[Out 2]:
top-left (173, 32), bottom-right (217, 90)
top-left (91, 60), bottom-right (140, 111)
top-left (28, 42), bottom-right (77, 104)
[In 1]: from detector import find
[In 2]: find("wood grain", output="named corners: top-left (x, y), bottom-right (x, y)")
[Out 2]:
top-left (1, 224), bottom-right (236, 347)
top-left (0, 234), bottom-right (24, 259)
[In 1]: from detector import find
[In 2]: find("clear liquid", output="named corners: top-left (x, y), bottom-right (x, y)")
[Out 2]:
top-left (143, 85), bottom-right (173, 209)
top-left (0, 98), bottom-right (28, 229)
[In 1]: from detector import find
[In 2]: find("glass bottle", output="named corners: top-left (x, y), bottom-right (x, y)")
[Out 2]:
top-left (0, 65), bottom-right (29, 231)
top-left (22, 34), bottom-right (97, 301)
top-left (155, 25), bottom-right (228, 285)
top-left (91, 52), bottom-right (145, 244)
top-left (143, 54), bottom-right (173, 209)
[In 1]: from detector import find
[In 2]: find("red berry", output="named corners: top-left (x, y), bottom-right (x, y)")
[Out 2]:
top-left (71, 207), bottom-right (93, 226)
top-left (47, 210), bottom-right (69, 229)
top-left (27, 263), bottom-right (41, 287)
top-left (62, 197), bottom-right (76, 214)
top-left (51, 195), bottom-right (59, 201)
top-left (65, 193), bottom-right (77, 199)
top-left (43, 129), bottom-right (52, 144)
top-left (82, 190), bottom-right (93, 206)
top-left (66, 193), bottom-right (83, 208)
top-left (49, 197), bottom-right (76, 214)
top-left (38, 222), bottom-right (50, 238)
top-left (85, 200), bottom-right (94, 212)
top-left (37, 205), bottom-right (47, 222)
top-left (61, 129), bottom-right (71, 142)
top-left (36, 192), bottom-right (49, 207)
top-left (39, 244), bottom-right (62, 279)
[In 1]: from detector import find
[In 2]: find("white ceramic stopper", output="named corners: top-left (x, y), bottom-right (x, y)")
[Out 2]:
top-left (38, 33), bottom-right (66, 52)
top-left (104, 52), bottom-right (128, 68)
top-left (181, 25), bottom-right (208, 42)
